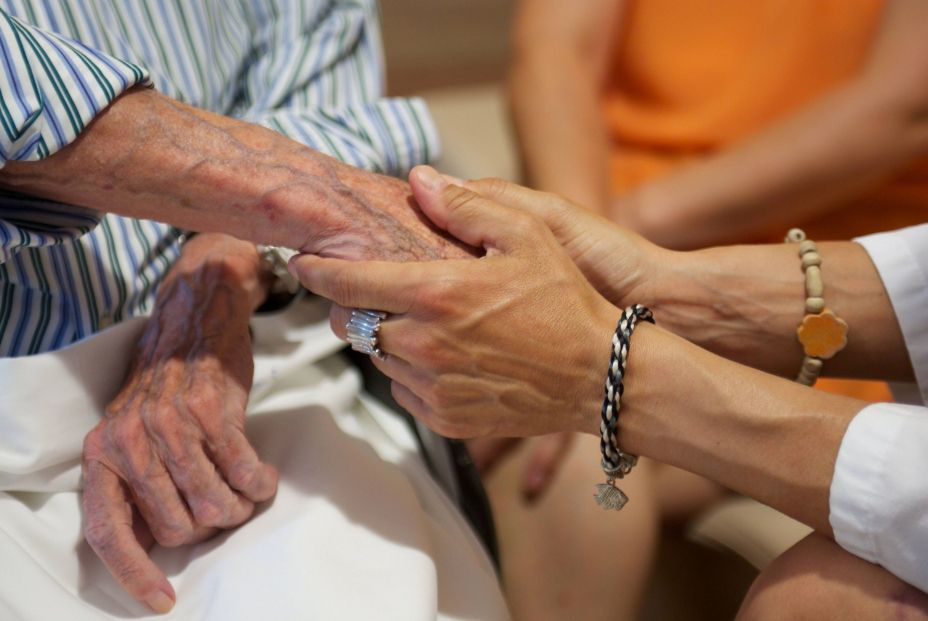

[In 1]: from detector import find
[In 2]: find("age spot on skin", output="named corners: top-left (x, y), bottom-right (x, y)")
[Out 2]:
top-left (256, 199), bottom-right (280, 223)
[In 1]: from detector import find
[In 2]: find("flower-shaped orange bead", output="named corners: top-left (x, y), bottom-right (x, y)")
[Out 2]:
top-left (797, 309), bottom-right (848, 360)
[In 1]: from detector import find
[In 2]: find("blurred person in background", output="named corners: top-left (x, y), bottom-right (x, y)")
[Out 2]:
top-left (509, 0), bottom-right (928, 404)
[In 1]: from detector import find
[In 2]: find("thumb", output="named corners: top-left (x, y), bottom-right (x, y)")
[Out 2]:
top-left (408, 165), bottom-right (460, 230)
top-left (464, 177), bottom-right (569, 226)
top-left (410, 166), bottom-right (540, 252)
top-left (82, 463), bottom-right (176, 614)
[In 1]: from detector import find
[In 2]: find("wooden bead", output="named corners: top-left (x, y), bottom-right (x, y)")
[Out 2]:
top-left (796, 357), bottom-right (824, 386)
top-left (785, 228), bottom-right (806, 243)
top-left (801, 252), bottom-right (822, 269)
top-left (798, 240), bottom-right (817, 256)
top-left (805, 266), bottom-right (824, 297)
top-left (805, 297), bottom-right (826, 314)
top-left (803, 357), bottom-right (824, 373)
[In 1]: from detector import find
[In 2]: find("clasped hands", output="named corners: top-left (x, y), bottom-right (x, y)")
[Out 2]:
top-left (80, 166), bottom-right (660, 615)
top-left (293, 166), bottom-right (666, 483)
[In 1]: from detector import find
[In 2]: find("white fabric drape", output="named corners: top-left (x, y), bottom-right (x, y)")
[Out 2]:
top-left (0, 297), bottom-right (509, 620)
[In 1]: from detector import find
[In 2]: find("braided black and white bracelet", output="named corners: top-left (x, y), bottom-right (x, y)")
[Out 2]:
top-left (595, 304), bottom-right (655, 510)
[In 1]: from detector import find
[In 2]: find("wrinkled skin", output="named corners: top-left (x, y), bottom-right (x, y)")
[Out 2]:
top-left (81, 235), bottom-right (277, 613)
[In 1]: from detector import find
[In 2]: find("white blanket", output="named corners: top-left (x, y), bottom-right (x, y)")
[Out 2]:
top-left (0, 298), bottom-right (508, 620)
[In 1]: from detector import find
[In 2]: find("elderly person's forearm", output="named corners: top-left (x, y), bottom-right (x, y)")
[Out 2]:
top-left (0, 88), bottom-right (471, 261)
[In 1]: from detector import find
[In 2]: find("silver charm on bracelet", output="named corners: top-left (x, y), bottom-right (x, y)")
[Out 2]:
top-left (594, 454), bottom-right (637, 510)
top-left (346, 309), bottom-right (388, 359)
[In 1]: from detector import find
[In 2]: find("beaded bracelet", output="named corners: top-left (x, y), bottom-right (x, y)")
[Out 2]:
top-left (784, 228), bottom-right (848, 386)
top-left (595, 304), bottom-right (654, 510)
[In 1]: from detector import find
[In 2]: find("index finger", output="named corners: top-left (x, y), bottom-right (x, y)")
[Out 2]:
top-left (82, 461), bottom-right (176, 614)
top-left (288, 254), bottom-right (436, 312)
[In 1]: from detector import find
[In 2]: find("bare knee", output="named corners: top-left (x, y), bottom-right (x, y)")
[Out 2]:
top-left (737, 533), bottom-right (928, 621)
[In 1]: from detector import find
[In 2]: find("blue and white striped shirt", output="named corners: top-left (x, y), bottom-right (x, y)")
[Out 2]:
top-left (0, 0), bottom-right (439, 357)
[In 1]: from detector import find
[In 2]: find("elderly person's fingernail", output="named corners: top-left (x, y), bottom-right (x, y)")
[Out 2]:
top-left (413, 165), bottom-right (445, 191)
top-left (146, 589), bottom-right (175, 614)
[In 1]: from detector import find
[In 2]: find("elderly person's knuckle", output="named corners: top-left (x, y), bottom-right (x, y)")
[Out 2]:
top-left (109, 417), bottom-right (143, 453)
top-left (113, 560), bottom-right (149, 590)
top-left (232, 502), bottom-right (256, 527)
top-left (82, 425), bottom-right (107, 460)
top-left (152, 520), bottom-right (191, 548)
top-left (84, 519), bottom-right (116, 552)
top-left (182, 391), bottom-right (219, 420)
top-left (189, 497), bottom-right (226, 527)
top-left (226, 462), bottom-right (258, 492)
top-left (177, 449), bottom-right (201, 473)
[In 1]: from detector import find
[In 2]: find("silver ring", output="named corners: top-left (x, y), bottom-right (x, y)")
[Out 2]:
top-left (346, 309), bottom-right (388, 359)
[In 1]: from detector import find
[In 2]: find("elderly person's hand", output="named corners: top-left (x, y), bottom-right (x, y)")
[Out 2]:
top-left (81, 234), bottom-right (278, 614)
top-left (290, 167), bottom-right (620, 439)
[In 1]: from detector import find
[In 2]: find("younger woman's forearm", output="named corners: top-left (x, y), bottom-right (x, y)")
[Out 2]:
top-left (613, 323), bottom-right (865, 535)
top-left (647, 242), bottom-right (913, 382)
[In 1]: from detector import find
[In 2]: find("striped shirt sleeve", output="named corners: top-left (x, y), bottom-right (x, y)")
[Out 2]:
top-left (0, 8), bottom-right (150, 259)
top-left (234, 0), bottom-right (440, 176)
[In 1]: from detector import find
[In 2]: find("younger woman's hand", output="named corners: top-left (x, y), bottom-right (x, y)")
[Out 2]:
top-left (456, 177), bottom-right (672, 308)
top-left (289, 166), bottom-right (619, 439)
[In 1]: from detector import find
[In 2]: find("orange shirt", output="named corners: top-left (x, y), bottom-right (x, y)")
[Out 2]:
top-left (603, 0), bottom-right (928, 242)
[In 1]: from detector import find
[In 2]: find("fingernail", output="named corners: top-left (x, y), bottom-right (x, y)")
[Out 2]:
top-left (413, 166), bottom-right (445, 191)
top-left (146, 590), bottom-right (175, 614)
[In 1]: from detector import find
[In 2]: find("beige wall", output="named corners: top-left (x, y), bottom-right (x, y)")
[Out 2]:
top-left (381, 0), bottom-right (515, 95)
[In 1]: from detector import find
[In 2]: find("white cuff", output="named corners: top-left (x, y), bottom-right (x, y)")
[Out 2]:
top-left (830, 403), bottom-right (928, 592)
top-left (855, 226), bottom-right (928, 405)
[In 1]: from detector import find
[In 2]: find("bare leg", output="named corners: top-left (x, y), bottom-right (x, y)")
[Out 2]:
top-left (737, 533), bottom-right (928, 621)
top-left (654, 464), bottom-right (728, 524)
top-left (483, 433), bottom-right (658, 621)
